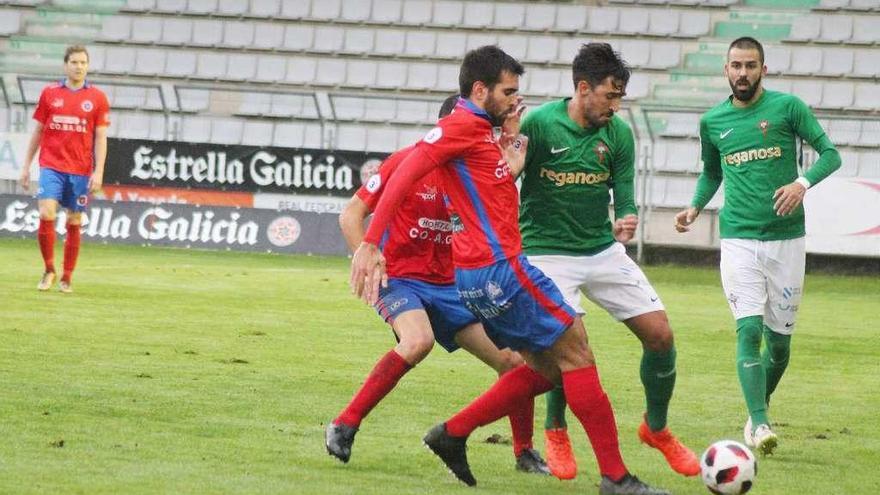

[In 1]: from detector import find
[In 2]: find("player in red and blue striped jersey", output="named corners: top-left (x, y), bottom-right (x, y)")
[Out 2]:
top-left (350, 46), bottom-right (668, 495)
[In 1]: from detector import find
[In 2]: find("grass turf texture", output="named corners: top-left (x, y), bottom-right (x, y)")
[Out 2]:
top-left (0, 237), bottom-right (877, 494)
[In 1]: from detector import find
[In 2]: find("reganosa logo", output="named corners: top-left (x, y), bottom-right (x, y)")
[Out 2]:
top-left (724, 146), bottom-right (782, 167)
top-left (539, 167), bottom-right (610, 187)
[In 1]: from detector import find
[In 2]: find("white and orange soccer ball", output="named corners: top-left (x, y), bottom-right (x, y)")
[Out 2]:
top-left (700, 440), bottom-right (757, 495)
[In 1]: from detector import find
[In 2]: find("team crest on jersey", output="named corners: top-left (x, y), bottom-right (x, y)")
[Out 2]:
top-left (51, 98), bottom-right (64, 108)
top-left (81, 100), bottom-right (94, 112)
top-left (758, 120), bottom-right (770, 138)
top-left (593, 141), bottom-right (609, 165)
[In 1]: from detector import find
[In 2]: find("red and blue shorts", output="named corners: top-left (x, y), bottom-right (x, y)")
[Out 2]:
top-left (37, 168), bottom-right (90, 212)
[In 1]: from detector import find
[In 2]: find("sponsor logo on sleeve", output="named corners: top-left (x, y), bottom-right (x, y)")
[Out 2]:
top-left (423, 127), bottom-right (443, 144)
top-left (366, 174), bottom-right (382, 193)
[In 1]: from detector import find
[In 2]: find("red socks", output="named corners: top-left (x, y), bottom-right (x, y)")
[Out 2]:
top-left (508, 396), bottom-right (535, 457)
top-left (446, 365), bottom-right (553, 438)
top-left (38, 219), bottom-right (56, 273)
top-left (61, 223), bottom-right (81, 283)
top-left (562, 366), bottom-right (628, 481)
top-left (335, 350), bottom-right (412, 428)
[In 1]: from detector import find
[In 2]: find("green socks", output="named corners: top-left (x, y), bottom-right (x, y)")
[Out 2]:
top-left (544, 386), bottom-right (567, 430)
top-left (641, 346), bottom-right (677, 431)
top-left (737, 316), bottom-right (770, 428)
top-left (762, 326), bottom-right (791, 405)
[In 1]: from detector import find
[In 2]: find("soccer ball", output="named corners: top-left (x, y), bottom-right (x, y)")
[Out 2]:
top-left (700, 440), bottom-right (757, 494)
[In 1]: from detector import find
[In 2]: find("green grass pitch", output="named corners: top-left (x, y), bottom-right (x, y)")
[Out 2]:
top-left (0, 238), bottom-right (877, 494)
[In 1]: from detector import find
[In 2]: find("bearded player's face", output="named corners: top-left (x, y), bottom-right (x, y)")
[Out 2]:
top-left (725, 47), bottom-right (766, 103)
top-left (484, 70), bottom-right (520, 126)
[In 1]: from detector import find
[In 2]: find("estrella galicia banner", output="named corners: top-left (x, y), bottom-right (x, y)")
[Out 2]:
top-left (0, 194), bottom-right (348, 255)
top-left (104, 138), bottom-right (387, 196)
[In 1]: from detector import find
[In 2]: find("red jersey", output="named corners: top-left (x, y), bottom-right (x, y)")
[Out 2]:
top-left (32, 80), bottom-right (110, 177)
top-left (420, 99), bottom-right (522, 268)
top-left (357, 146), bottom-right (454, 285)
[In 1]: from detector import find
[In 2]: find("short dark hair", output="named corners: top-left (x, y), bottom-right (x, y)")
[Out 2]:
top-left (459, 45), bottom-right (524, 98)
top-left (438, 94), bottom-right (459, 118)
top-left (728, 37), bottom-right (764, 64)
top-left (571, 43), bottom-right (630, 90)
top-left (64, 45), bottom-right (89, 63)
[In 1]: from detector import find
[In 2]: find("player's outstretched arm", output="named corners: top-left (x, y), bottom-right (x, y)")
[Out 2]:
top-left (674, 207), bottom-right (701, 233)
top-left (90, 125), bottom-right (108, 193)
top-left (350, 242), bottom-right (387, 305)
top-left (19, 122), bottom-right (43, 191)
top-left (339, 196), bottom-right (371, 253)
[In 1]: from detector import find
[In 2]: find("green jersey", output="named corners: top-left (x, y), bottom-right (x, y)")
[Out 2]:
top-left (519, 99), bottom-right (637, 256)
top-left (693, 90), bottom-right (840, 240)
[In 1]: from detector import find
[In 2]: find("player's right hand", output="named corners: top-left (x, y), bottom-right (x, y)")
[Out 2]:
top-left (19, 170), bottom-right (30, 191)
top-left (349, 242), bottom-right (387, 305)
top-left (674, 207), bottom-right (700, 233)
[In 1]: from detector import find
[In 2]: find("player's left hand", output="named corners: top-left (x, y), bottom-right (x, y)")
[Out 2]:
top-left (502, 134), bottom-right (529, 178)
top-left (88, 175), bottom-right (103, 193)
top-left (349, 242), bottom-right (387, 305)
top-left (501, 96), bottom-right (526, 140)
top-left (773, 181), bottom-right (806, 216)
top-left (613, 214), bottom-right (639, 243)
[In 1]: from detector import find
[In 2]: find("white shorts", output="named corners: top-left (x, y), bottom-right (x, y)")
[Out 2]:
top-left (720, 237), bottom-right (806, 335)
top-left (528, 242), bottom-right (665, 321)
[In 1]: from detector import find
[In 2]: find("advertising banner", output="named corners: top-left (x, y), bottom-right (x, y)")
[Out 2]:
top-left (804, 177), bottom-right (880, 257)
top-left (99, 185), bottom-right (254, 207)
top-left (104, 138), bottom-right (385, 197)
top-left (0, 194), bottom-right (348, 256)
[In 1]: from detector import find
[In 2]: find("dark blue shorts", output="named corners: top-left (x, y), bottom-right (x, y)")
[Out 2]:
top-left (455, 255), bottom-right (575, 353)
top-left (373, 277), bottom-right (478, 353)
top-left (37, 168), bottom-right (90, 212)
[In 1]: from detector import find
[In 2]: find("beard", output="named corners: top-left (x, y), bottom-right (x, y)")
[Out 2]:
top-left (484, 94), bottom-right (512, 127)
top-left (730, 74), bottom-right (762, 102)
top-left (586, 110), bottom-right (613, 129)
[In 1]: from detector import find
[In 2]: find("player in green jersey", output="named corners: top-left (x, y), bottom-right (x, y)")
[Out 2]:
top-left (515, 43), bottom-right (700, 480)
top-left (674, 37), bottom-right (841, 456)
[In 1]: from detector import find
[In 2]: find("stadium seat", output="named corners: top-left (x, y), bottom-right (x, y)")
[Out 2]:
top-left (852, 83), bottom-right (880, 111)
top-left (164, 50), bottom-right (197, 78)
top-left (818, 14), bottom-right (853, 43)
top-left (313, 26), bottom-right (345, 53)
top-left (435, 64), bottom-right (460, 93)
top-left (371, 0), bottom-right (402, 24)
top-left (116, 112), bottom-right (152, 139)
top-left (555, 4), bottom-right (588, 32)
top-left (366, 126), bottom-right (398, 153)
top-left (465, 32), bottom-right (498, 52)
top-left (196, 52), bottom-right (227, 80)
top-left (372, 29), bottom-right (405, 56)
top-left (133, 48), bottom-right (167, 76)
top-left (217, 0), bottom-right (248, 16)
top-left (624, 72), bottom-right (650, 100)
top-left (268, 93), bottom-right (304, 118)
top-left (858, 120), bottom-right (880, 147)
top-left (344, 59), bottom-right (378, 88)
top-left (187, 0), bottom-right (218, 14)
top-left (123, 0), bottom-right (155, 12)
top-left (335, 124), bottom-right (368, 151)
top-left (678, 11), bottom-right (712, 38)
top-left (284, 58), bottom-right (318, 85)
top-left (660, 140), bottom-right (701, 172)
top-left (396, 99), bottom-right (432, 125)
top-left (525, 36), bottom-right (560, 64)
top-left (820, 48), bottom-right (854, 77)
top-left (0, 9), bottom-right (19, 35)
top-left (789, 46), bottom-right (822, 75)
top-left (340, 0), bottom-right (371, 22)
top-left (237, 91), bottom-right (272, 116)
top-left (857, 151), bottom-right (880, 178)
top-left (405, 31), bottom-right (437, 58)
top-left (145, 87), bottom-right (165, 111)
top-left (364, 97), bottom-right (396, 123)
top-left (89, 46), bottom-right (106, 73)
top-left (587, 7), bottom-right (620, 34)
top-left (763, 45), bottom-right (792, 73)
top-left (523, 3), bottom-right (556, 32)
top-left (303, 122), bottom-right (324, 148)
top-left (98, 15), bottom-right (131, 42)
top-left (241, 120), bottom-right (274, 146)
top-left (493, 3), bottom-right (526, 30)
top-left (462, 2), bottom-right (494, 28)
top-left (791, 80), bottom-right (823, 107)
top-left (341, 28), bottom-right (374, 55)
top-left (103, 46), bottom-right (136, 74)
top-left (827, 118), bottom-right (861, 145)
top-left (191, 20), bottom-right (224, 47)
top-left (647, 174), bottom-right (667, 207)
top-left (155, 0), bottom-right (186, 13)
top-left (815, 0), bottom-right (849, 10)
top-left (648, 9), bottom-right (679, 37)
top-left (283, 24), bottom-right (313, 51)
top-left (331, 96), bottom-right (365, 121)
top-left (647, 41), bottom-right (682, 69)
top-left (181, 115), bottom-right (212, 143)
top-left (373, 61), bottom-right (407, 89)
top-left (431, 0), bottom-right (464, 27)
top-left (619, 39), bottom-right (651, 68)
top-left (210, 117), bottom-right (244, 145)
top-left (273, 121), bottom-right (306, 148)
top-left (850, 16), bottom-right (880, 44)
top-left (224, 53), bottom-right (258, 81)
top-left (435, 31), bottom-right (467, 60)
top-left (111, 86), bottom-right (146, 109)
top-left (787, 15), bottom-right (821, 41)
top-left (664, 176), bottom-right (699, 208)
top-left (251, 0), bottom-right (282, 17)
top-left (497, 34), bottom-right (527, 61)
top-left (526, 69), bottom-right (561, 97)
top-left (558, 38), bottom-right (585, 63)
top-left (310, 0), bottom-right (341, 20)
top-left (222, 21), bottom-right (255, 48)
top-left (407, 62), bottom-right (438, 90)
top-left (162, 18), bottom-right (193, 45)
top-left (148, 114), bottom-right (169, 141)
top-left (243, 21), bottom-right (282, 49)
top-left (401, 0), bottom-right (432, 25)
top-left (853, 45), bottom-right (880, 81)
top-left (660, 113), bottom-right (700, 138)
top-left (315, 59), bottom-right (346, 87)
top-left (255, 55), bottom-right (287, 82)
top-left (398, 127), bottom-right (428, 148)
top-left (130, 17), bottom-right (162, 44)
